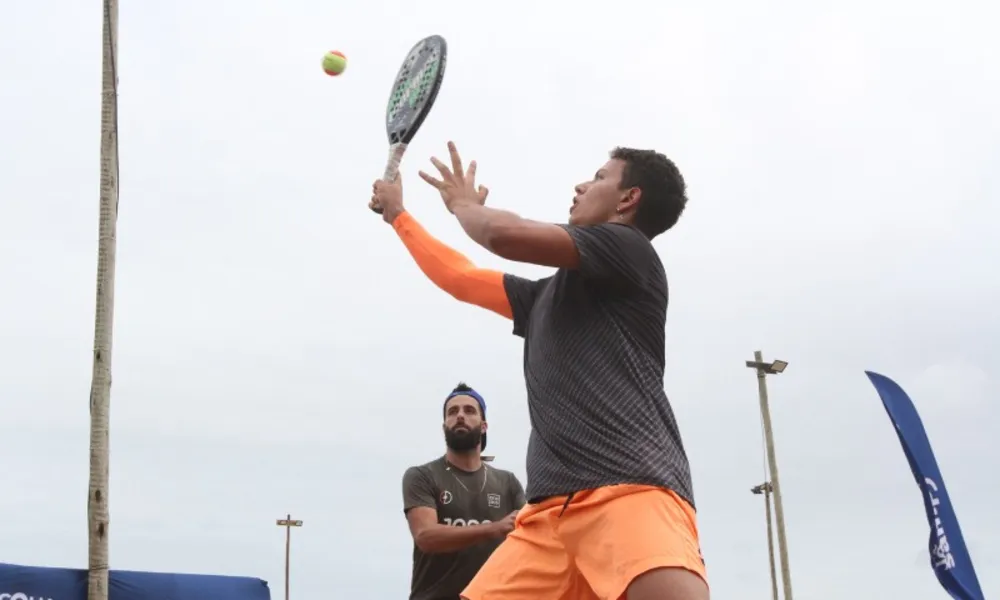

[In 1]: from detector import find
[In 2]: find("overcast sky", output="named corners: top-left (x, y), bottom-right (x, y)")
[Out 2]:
top-left (1, 0), bottom-right (998, 599)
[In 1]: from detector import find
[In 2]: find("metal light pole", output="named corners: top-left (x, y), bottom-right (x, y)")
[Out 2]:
top-left (745, 351), bottom-right (794, 600)
top-left (751, 482), bottom-right (779, 600)
top-left (276, 514), bottom-right (303, 600)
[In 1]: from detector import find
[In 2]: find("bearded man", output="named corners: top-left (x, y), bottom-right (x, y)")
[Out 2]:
top-left (401, 382), bottom-right (526, 600)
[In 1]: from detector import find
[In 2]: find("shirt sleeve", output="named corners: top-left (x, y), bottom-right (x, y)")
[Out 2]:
top-left (393, 211), bottom-right (513, 319)
top-left (560, 223), bottom-right (657, 288)
top-left (503, 274), bottom-right (547, 338)
top-left (508, 473), bottom-right (526, 509)
top-left (402, 466), bottom-right (437, 515)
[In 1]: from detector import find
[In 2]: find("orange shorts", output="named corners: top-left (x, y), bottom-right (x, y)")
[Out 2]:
top-left (460, 483), bottom-right (708, 600)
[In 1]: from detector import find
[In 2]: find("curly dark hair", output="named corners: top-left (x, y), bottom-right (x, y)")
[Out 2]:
top-left (610, 147), bottom-right (687, 239)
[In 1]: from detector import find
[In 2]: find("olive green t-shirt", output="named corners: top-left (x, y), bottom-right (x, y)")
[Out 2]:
top-left (402, 456), bottom-right (526, 600)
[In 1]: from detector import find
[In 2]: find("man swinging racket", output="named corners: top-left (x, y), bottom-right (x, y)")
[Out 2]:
top-left (371, 141), bottom-right (708, 600)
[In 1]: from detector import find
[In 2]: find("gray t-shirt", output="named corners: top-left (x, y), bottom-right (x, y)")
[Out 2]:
top-left (502, 222), bottom-right (694, 506)
top-left (402, 457), bottom-right (526, 600)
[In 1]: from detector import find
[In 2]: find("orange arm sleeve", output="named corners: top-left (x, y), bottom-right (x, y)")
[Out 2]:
top-left (392, 211), bottom-right (513, 320)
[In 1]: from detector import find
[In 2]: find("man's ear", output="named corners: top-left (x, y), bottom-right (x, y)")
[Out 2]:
top-left (618, 187), bottom-right (641, 215)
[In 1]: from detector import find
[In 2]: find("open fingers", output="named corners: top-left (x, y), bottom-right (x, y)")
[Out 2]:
top-left (429, 156), bottom-right (455, 182)
top-left (448, 141), bottom-right (464, 180)
top-left (418, 170), bottom-right (444, 189)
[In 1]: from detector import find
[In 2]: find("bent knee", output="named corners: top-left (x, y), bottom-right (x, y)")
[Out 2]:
top-left (626, 566), bottom-right (709, 600)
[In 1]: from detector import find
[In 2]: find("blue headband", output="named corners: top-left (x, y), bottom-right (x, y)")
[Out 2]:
top-left (444, 388), bottom-right (488, 450)
top-left (444, 388), bottom-right (487, 419)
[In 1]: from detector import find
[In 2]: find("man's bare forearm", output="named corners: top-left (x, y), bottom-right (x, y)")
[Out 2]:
top-left (451, 202), bottom-right (576, 268)
top-left (452, 203), bottom-right (524, 254)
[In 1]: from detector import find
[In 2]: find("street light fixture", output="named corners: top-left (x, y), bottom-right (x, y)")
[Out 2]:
top-left (745, 359), bottom-right (788, 374)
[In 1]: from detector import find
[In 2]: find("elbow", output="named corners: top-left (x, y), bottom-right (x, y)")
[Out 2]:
top-left (413, 531), bottom-right (441, 554)
top-left (484, 222), bottom-right (520, 260)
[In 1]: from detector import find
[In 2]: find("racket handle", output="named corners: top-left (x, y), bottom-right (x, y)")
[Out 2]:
top-left (370, 142), bottom-right (408, 214)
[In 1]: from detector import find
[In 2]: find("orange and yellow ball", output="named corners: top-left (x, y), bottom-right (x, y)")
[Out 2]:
top-left (322, 51), bottom-right (347, 76)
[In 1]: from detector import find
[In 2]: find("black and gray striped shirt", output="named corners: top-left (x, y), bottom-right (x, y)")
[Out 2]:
top-left (503, 222), bottom-right (694, 507)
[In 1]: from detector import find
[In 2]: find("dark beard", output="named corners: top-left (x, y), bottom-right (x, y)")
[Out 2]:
top-left (444, 425), bottom-right (482, 452)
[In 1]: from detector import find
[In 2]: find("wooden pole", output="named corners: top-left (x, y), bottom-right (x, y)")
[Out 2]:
top-left (285, 519), bottom-right (290, 600)
top-left (276, 514), bottom-right (303, 600)
top-left (87, 0), bottom-right (119, 598)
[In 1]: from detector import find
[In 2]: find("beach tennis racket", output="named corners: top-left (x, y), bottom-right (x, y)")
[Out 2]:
top-left (369, 34), bottom-right (448, 214)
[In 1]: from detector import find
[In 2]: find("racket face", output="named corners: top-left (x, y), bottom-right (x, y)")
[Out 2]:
top-left (385, 35), bottom-right (447, 145)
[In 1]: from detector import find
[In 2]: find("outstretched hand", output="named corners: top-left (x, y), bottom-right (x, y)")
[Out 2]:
top-left (418, 141), bottom-right (489, 213)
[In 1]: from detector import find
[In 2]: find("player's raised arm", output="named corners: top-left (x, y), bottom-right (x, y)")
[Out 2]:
top-left (371, 175), bottom-right (515, 320)
top-left (418, 142), bottom-right (582, 270)
top-left (456, 207), bottom-right (581, 270)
